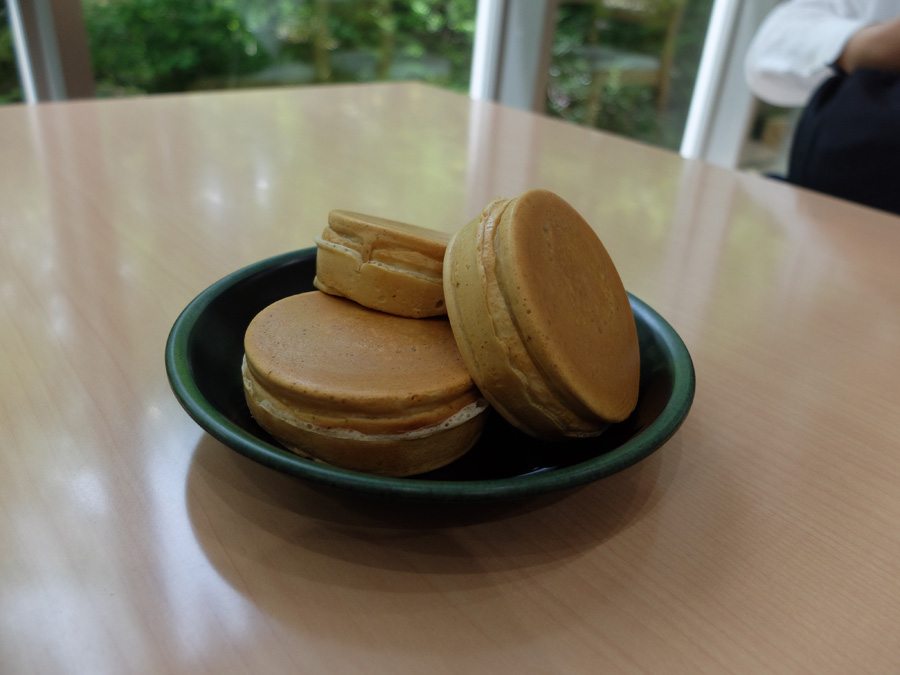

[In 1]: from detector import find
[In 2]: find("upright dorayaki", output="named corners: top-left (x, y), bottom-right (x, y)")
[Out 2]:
top-left (442, 189), bottom-right (640, 441)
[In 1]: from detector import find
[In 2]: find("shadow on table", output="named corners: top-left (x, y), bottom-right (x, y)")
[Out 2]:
top-left (185, 429), bottom-right (682, 583)
top-left (183, 431), bottom-right (683, 658)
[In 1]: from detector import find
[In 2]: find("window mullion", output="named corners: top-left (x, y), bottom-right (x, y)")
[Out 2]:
top-left (8, 0), bottom-right (94, 103)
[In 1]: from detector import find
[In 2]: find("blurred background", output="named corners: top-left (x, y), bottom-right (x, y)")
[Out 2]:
top-left (0, 0), bottom-right (791, 174)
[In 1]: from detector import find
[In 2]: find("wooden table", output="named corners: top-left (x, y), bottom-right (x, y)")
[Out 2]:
top-left (2, 82), bottom-right (899, 674)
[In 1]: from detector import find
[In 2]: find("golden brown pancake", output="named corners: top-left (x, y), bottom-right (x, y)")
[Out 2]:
top-left (314, 210), bottom-right (451, 318)
top-left (242, 291), bottom-right (488, 476)
top-left (443, 189), bottom-right (640, 440)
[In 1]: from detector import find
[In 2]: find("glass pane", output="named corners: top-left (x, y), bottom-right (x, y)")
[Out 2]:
top-left (80, 0), bottom-right (476, 98)
top-left (1, 3), bottom-right (25, 104)
top-left (545, 0), bottom-right (714, 152)
top-left (738, 102), bottom-right (798, 176)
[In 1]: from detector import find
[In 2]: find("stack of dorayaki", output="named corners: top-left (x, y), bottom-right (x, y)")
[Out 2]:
top-left (242, 189), bottom-right (640, 477)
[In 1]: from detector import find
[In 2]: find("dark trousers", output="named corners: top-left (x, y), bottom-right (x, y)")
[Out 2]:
top-left (788, 68), bottom-right (900, 215)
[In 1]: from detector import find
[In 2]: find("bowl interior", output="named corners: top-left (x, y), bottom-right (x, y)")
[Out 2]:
top-left (167, 248), bottom-right (694, 501)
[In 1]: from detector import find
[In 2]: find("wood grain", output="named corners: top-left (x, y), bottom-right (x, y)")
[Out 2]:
top-left (2, 83), bottom-right (899, 674)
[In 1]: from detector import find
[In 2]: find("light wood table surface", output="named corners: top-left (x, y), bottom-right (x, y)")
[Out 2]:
top-left (2, 82), bottom-right (900, 674)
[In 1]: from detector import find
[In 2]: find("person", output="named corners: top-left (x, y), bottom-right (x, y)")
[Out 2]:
top-left (745, 1), bottom-right (900, 215)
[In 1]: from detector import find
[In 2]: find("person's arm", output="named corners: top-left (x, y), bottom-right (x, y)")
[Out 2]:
top-left (745, 0), bottom-right (868, 106)
top-left (836, 15), bottom-right (900, 72)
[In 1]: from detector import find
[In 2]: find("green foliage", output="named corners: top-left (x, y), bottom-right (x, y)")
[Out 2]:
top-left (0, 6), bottom-right (24, 104)
top-left (84, 0), bottom-right (270, 94)
top-left (7, 0), bottom-right (711, 150)
top-left (547, 0), bottom-right (715, 150)
top-left (82, 0), bottom-right (476, 95)
top-left (270, 0), bottom-right (476, 90)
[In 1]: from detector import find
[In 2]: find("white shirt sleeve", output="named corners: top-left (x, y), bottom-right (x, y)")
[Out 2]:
top-left (745, 0), bottom-right (871, 106)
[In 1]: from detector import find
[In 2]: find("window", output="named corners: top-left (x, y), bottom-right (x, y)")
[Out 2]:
top-left (8, 0), bottom-right (772, 170)
top-left (80, 0), bottom-right (476, 97)
top-left (738, 102), bottom-right (797, 176)
top-left (1, 4), bottom-right (24, 103)
top-left (545, 0), bottom-right (715, 152)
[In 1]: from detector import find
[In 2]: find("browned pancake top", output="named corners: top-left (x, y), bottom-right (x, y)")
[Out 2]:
top-left (326, 210), bottom-right (451, 258)
top-left (244, 291), bottom-right (473, 416)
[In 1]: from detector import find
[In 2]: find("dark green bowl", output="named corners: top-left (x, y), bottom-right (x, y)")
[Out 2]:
top-left (165, 248), bottom-right (695, 502)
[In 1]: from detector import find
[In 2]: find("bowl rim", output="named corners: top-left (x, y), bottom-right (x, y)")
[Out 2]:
top-left (165, 248), bottom-right (695, 502)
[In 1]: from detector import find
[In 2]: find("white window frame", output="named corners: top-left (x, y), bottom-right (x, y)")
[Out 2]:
top-left (8, 0), bottom-right (94, 102)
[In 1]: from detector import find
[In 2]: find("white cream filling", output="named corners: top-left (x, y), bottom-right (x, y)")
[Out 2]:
top-left (244, 358), bottom-right (488, 441)
top-left (315, 237), bottom-right (442, 282)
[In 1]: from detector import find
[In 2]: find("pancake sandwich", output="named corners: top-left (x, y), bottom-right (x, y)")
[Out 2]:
top-left (314, 210), bottom-right (451, 318)
top-left (242, 291), bottom-right (488, 476)
top-left (443, 189), bottom-right (640, 441)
